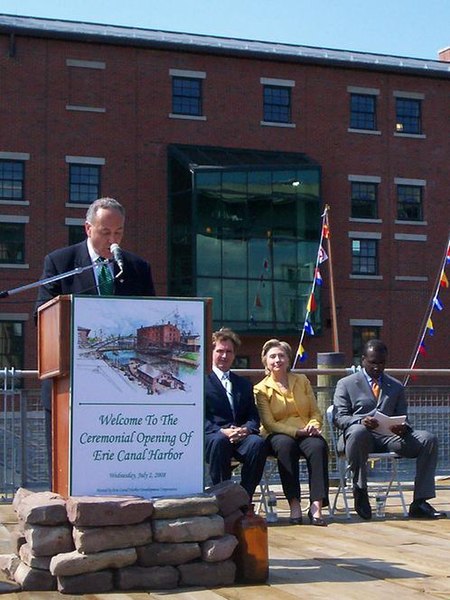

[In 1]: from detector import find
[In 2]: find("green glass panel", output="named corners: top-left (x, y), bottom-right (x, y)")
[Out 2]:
top-left (197, 278), bottom-right (222, 319)
top-left (197, 234), bottom-right (221, 277)
top-left (248, 278), bottom-right (273, 325)
top-left (222, 238), bottom-right (246, 277)
top-left (271, 239), bottom-right (298, 279)
top-left (222, 171), bottom-right (247, 200)
top-left (223, 278), bottom-right (248, 321)
top-left (248, 237), bottom-right (271, 282)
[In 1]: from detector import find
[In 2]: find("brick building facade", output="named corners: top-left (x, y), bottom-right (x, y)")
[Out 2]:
top-left (136, 324), bottom-right (181, 352)
top-left (0, 14), bottom-right (448, 373)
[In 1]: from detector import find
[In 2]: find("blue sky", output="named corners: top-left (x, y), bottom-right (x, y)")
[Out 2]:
top-left (0, 0), bottom-right (448, 60)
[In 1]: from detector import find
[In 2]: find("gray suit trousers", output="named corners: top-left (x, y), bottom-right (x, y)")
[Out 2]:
top-left (344, 424), bottom-right (438, 500)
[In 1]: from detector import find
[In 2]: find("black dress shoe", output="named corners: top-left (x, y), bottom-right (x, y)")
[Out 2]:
top-left (307, 509), bottom-right (328, 527)
top-left (353, 486), bottom-right (372, 520)
top-left (409, 500), bottom-right (447, 519)
top-left (289, 516), bottom-right (303, 525)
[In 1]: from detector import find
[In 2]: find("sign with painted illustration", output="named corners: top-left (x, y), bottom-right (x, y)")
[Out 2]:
top-left (70, 296), bottom-right (206, 498)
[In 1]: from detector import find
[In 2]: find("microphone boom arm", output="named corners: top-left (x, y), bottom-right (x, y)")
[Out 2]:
top-left (0, 263), bottom-right (99, 299)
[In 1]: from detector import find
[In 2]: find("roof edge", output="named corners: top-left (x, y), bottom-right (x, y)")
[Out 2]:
top-left (1, 13), bottom-right (449, 78)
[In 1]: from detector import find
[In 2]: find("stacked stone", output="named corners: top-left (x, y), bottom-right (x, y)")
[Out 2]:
top-left (0, 481), bottom-right (249, 594)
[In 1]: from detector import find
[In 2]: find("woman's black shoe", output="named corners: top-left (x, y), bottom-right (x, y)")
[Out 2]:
top-left (308, 509), bottom-right (327, 527)
top-left (289, 516), bottom-right (303, 525)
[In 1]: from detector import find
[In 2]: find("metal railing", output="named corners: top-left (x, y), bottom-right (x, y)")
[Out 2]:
top-left (1, 367), bottom-right (450, 502)
top-left (1, 368), bottom-right (46, 501)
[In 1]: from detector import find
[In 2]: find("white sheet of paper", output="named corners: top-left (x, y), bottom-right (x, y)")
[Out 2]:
top-left (373, 410), bottom-right (406, 435)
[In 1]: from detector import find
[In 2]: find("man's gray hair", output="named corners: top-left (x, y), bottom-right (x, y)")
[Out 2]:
top-left (86, 197), bottom-right (125, 223)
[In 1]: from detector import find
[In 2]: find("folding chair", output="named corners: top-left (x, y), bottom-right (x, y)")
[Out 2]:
top-left (204, 458), bottom-right (242, 488)
top-left (255, 456), bottom-right (279, 518)
top-left (325, 405), bottom-right (408, 518)
top-left (256, 454), bottom-right (332, 520)
top-left (205, 459), bottom-right (278, 520)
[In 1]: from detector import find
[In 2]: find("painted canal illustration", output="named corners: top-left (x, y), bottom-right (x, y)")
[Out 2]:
top-left (72, 297), bottom-right (204, 402)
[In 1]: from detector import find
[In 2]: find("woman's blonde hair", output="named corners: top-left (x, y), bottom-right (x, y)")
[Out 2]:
top-left (261, 338), bottom-right (292, 374)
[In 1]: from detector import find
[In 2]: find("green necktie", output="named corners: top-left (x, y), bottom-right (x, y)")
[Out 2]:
top-left (97, 258), bottom-right (114, 295)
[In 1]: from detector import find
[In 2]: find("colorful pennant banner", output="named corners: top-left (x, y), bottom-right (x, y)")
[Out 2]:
top-left (292, 206), bottom-right (331, 368)
top-left (404, 237), bottom-right (450, 385)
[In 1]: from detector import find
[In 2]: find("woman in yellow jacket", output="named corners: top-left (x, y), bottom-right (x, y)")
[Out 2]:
top-left (254, 338), bottom-right (329, 526)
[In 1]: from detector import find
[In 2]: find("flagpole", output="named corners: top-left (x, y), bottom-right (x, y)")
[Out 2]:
top-left (324, 206), bottom-right (339, 352)
top-left (292, 209), bottom-right (327, 368)
top-left (403, 236), bottom-right (450, 386)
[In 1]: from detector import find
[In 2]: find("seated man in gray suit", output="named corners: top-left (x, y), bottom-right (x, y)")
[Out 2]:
top-left (333, 339), bottom-right (445, 520)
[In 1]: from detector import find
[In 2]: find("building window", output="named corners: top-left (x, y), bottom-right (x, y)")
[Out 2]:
top-left (351, 239), bottom-right (378, 275)
top-left (350, 94), bottom-right (376, 130)
top-left (351, 182), bottom-right (378, 219)
top-left (234, 356), bottom-right (250, 368)
top-left (172, 77), bottom-right (203, 116)
top-left (0, 160), bottom-right (25, 201)
top-left (68, 224), bottom-right (86, 245)
top-left (66, 58), bottom-right (105, 110)
top-left (0, 320), bottom-right (24, 369)
top-left (397, 185), bottom-right (423, 221)
top-left (395, 98), bottom-right (421, 134)
top-left (69, 164), bottom-right (100, 204)
top-left (263, 85), bottom-right (291, 123)
top-left (0, 222), bottom-right (25, 264)
top-left (352, 326), bottom-right (380, 366)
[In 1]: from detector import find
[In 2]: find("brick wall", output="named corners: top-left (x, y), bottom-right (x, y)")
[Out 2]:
top-left (0, 25), bottom-right (448, 371)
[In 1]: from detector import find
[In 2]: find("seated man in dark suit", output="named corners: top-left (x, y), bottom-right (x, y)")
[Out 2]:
top-left (333, 338), bottom-right (446, 520)
top-left (35, 196), bottom-right (155, 471)
top-left (205, 328), bottom-right (268, 501)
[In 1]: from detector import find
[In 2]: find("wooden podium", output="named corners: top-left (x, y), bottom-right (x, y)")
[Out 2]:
top-left (37, 295), bottom-right (72, 496)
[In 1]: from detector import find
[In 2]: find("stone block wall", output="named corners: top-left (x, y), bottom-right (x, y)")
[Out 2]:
top-left (0, 481), bottom-right (250, 594)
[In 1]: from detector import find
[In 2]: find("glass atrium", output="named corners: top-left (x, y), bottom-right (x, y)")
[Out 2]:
top-left (168, 145), bottom-right (322, 333)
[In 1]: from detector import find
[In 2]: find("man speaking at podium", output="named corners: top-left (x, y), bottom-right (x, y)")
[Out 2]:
top-left (36, 196), bottom-right (155, 304)
top-left (35, 196), bottom-right (155, 470)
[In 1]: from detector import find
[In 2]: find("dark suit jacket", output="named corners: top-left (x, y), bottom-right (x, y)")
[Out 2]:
top-left (205, 371), bottom-right (261, 435)
top-left (35, 240), bottom-right (155, 311)
top-left (333, 369), bottom-right (408, 433)
top-left (36, 240), bottom-right (155, 409)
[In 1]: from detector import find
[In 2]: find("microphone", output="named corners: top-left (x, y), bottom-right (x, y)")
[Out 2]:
top-left (110, 243), bottom-right (124, 278)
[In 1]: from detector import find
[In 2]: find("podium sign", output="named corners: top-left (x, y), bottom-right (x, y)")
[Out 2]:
top-left (69, 296), bottom-right (206, 497)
